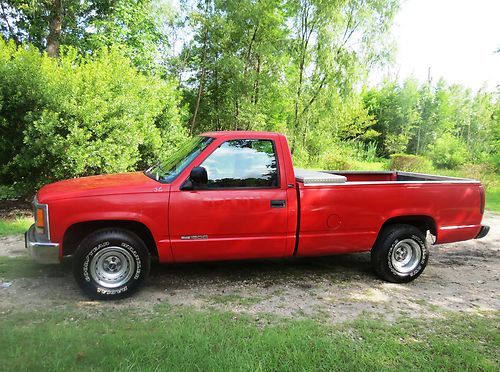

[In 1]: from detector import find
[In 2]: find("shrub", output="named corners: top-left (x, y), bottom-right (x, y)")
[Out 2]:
top-left (322, 152), bottom-right (354, 170)
top-left (349, 160), bottom-right (388, 171)
top-left (0, 40), bottom-right (188, 195)
top-left (427, 133), bottom-right (468, 169)
top-left (389, 154), bottom-right (432, 173)
top-left (385, 133), bottom-right (410, 155)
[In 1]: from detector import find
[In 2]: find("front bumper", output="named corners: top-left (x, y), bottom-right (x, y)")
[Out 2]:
top-left (475, 225), bottom-right (490, 239)
top-left (25, 224), bottom-right (60, 264)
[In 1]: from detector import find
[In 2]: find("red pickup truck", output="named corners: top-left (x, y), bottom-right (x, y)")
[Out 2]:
top-left (26, 131), bottom-right (489, 299)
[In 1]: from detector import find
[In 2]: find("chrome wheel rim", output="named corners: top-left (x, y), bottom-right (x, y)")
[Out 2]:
top-left (90, 246), bottom-right (135, 288)
top-left (391, 239), bottom-right (422, 275)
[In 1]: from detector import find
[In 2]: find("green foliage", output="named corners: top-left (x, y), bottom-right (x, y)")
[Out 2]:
top-left (322, 152), bottom-right (355, 170)
top-left (180, 0), bottom-right (398, 157)
top-left (86, 0), bottom-right (175, 70)
top-left (0, 1), bottom-right (114, 50)
top-left (389, 154), bottom-right (433, 173)
top-left (307, 140), bottom-right (386, 171)
top-left (0, 1), bottom-right (172, 70)
top-left (0, 185), bottom-right (18, 200)
top-left (0, 40), bottom-right (187, 193)
top-left (350, 141), bottom-right (379, 162)
top-left (364, 79), bottom-right (498, 170)
top-left (363, 79), bottom-right (420, 156)
top-left (0, 0), bottom-right (498, 196)
top-left (427, 133), bottom-right (468, 169)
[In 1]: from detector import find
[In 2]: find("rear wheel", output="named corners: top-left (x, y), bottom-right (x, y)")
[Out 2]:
top-left (371, 224), bottom-right (428, 283)
top-left (73, 228), bottom-right (150, 300)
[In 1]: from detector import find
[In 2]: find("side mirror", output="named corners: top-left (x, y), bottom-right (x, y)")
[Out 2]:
top-left (190, 166), bottom-right (208, 185)
top-left (180, 166), bottom-right (208, 191)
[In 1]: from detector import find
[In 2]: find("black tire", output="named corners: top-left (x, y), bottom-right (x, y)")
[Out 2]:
top-left (73, 228), bottom-right (150, 300)
top-left (371, 224), bottom-right (428, 283)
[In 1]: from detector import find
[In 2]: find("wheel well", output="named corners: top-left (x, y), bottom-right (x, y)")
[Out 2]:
top-left (63, 220), bottom-right (159, 258)
top-left (379, 215), bottom-right (437, 237)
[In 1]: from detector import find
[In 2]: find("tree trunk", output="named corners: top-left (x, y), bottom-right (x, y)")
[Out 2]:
top-left (234, 99), bottom-right (240, 129)
top-left (416, 126), bottom-right (421, 155)
top-left (46, 0), bottom-right (63, 58)
top-left (252, 55), bottom-right (260, 105)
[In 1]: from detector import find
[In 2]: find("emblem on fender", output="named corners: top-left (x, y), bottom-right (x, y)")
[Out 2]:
top-left (180, 235), bottom-right (209, 240)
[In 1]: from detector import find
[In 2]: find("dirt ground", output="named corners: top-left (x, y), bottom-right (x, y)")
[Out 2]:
top-left (0, 213), bottom-right (498, 323)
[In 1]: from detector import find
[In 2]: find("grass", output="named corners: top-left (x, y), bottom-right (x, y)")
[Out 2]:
top-left (0, 217), bottom-right (32, 237)
top-left (0, 306), bottom-right (498, 371)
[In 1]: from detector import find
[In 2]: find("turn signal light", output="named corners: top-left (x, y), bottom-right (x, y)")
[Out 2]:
top-left (36, 208), bottom-right (45, 229)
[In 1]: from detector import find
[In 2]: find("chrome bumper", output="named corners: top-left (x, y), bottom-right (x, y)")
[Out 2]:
top-left (25, 224), bottom-right (60, 264)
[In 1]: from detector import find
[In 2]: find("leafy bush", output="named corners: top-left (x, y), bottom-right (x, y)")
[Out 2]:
top-left (322, 152), bottom-right (354, 170)
top-left (384, 133), bottom-right (411, 155)
top-left (427, 133), bottom-right (468, 169)
top-left (389, 154), bottom-right (432, 173)
top-left (0, 40), bottom-right (188, 195)
top-left (349, 160), bottom-right (389, 171)
top-left (0, 185), bottom-right (19, 200)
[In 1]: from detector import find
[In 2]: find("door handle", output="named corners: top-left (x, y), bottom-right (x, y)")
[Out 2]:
top-left (270, 199), bottom-right (286, 208)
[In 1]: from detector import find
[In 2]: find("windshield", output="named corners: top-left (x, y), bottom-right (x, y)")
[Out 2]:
top-left (145, 136), bottom-right (214, 183)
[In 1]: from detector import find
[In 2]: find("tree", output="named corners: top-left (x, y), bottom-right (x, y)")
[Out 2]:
top-left (0, 0), bottom-right (173, 66)
top-left (286, 0), bottom-right (399, 154)
top-left (365, 77), bottom-right (499, 169)
top-left (179, 0), bottom-right (290, 134)
top-left (363, 78), bottom-right (420, 156)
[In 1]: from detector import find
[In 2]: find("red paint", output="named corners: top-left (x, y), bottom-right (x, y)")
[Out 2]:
top-left (36, 131), bottom-right (486, 263)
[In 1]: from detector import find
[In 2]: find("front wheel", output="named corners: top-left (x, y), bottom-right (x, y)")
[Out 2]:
top-left (371, 224), bottom-right (428, 283)
top-left (73, 228), bottom-right (150, 300)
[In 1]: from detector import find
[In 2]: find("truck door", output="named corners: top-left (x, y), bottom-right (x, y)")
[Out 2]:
top-left (169, 138), bottom-right (289, 262)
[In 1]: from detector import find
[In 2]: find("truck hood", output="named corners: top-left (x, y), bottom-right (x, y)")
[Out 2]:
top-left (37, 172), bottom-right (162, 203)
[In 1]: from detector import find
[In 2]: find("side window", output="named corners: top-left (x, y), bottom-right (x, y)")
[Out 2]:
top-left (200, 139), bottom-right (279, 188)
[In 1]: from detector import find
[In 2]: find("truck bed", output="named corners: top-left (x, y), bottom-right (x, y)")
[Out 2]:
top-left (294, 168), bottom-right (483, 257)
top-left (295, 168), bottom-right (478, 184)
